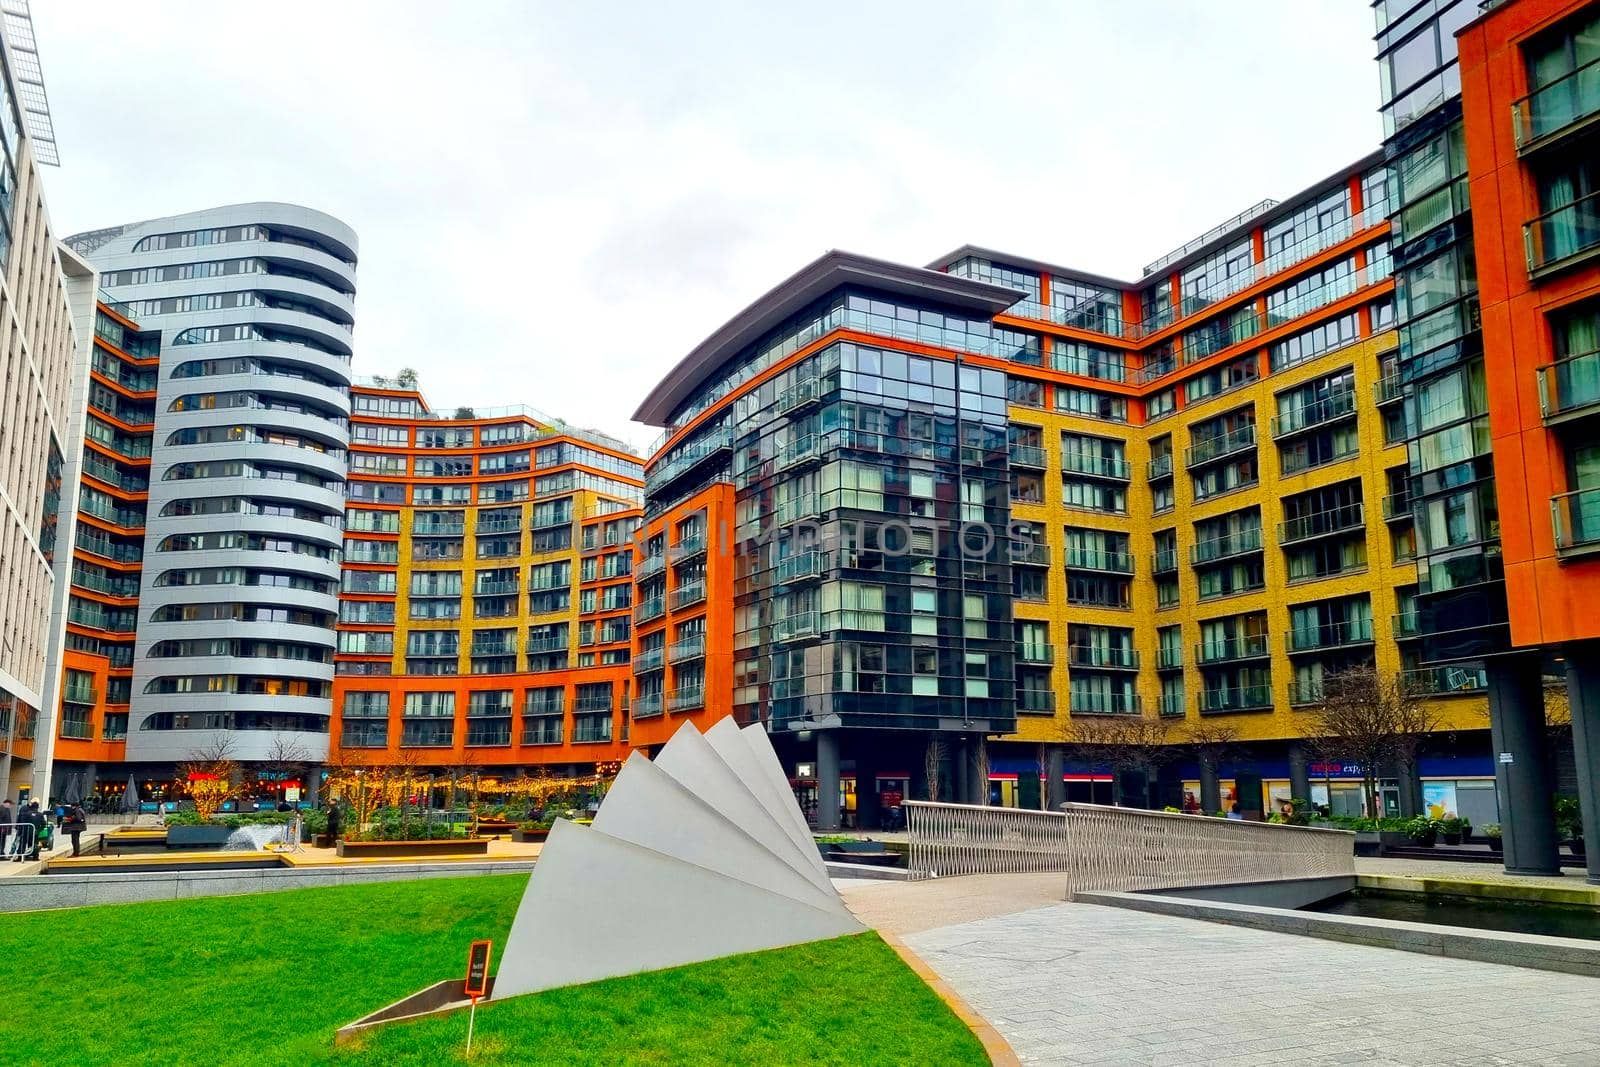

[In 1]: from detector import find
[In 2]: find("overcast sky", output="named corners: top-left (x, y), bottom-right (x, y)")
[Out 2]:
top-left (34, 1), bottom-right (1380, 452)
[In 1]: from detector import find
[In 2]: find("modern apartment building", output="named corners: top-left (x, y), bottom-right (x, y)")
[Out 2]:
top-left (627, 149), bottom-right (1515, 831)
top-left (325, 383), bottom-right (644, 776)
top-left (64, 205), bottom-right (358, 768)
top-left (1454, 0), bottom-right (1600, 880)
top-left (0, 3), bottom-right (98, 803)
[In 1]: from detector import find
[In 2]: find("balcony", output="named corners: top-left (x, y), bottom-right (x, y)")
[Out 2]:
top-left (1373, 374), bottom-right (1404, 407)
top-left (1278, 503), bottom-right (1364, 545)
top-left (1195, 634), bottom-right (1270, 665)
top-left (636, 554), bottom-right (666, 581)
top-left (1064, 547), bottom-right (1134, 574)
top-left (1286, 617), bottom-right (1374, 654)
top-left (671, 580), bottom-right (707, 610)
top-left (1537, 349), bottom-right (1600, 425)
top-left (1552, 487), bottom-right (1600, 560)
top-left (1156, 647), bottom-right (1183, 671)
top-left (1400, 665), bottom-right (1488, 696)
top-left (775, 550), bottom-right (826, 584)
top-left (1068, 645), bottom-right (1139, 670)
top-left (1270, 389), bottom-right (1356, 439)
top-left (1069, 691), bottom-right (1141, 715)
top-left (1185, 424), bottom-right (1256, 468)
top-left (778, 376), bottom-right (822, 415)
top-left (674, 532), bottom-right (707, 559)
top-left (1393, 611), bottom-right (1419, 639)
top-left (413, 521), bottom-right (465, 538)
top-left (1009, 442), bottom-right (1047, 469)
top-left (469, 640), bottom-right (517, 657)
top-left (1199, 685), bottom-right (1273, 713)
top-left (669, 635), bottom-right (705, 663)
top-left (1152, 548), bottom-right (1177, 575)
top-left (1061, 452), bottom-right (1131, 481)
top-left (632, 693), bottom-right (663, 719)
top-left (771, 495), bottom-right (821, 526)
top-left (1016, 644), bottom-right (1054, 665)
top-left (522, 719), bottom-right (564, 745)
top-left (1382, 490), bottom-right (1412, 523)
top-left (525, 634), bottom-right (567, 654)
top-left (473, 580), bottom-right (519, 597)
top-left (1016, 688), bottom-right (1056, 713)
top-left (635, 596), bottom-right (666, 624)
top-left (1190, 526), bottom-right (1263, 565)
top-left (1158, 692), bottom-right (1186, 717)
top-left (645, 428), bottom-right (733, 494)
top-left (476, 516), bottom-right (522, 534)
top-left (1147, 454), bottom-right (1174, 481)
top-left (666, 686), bottom-right (704, 713)
top-left (573, 717), bottom-right (614, 744)
top-left (634, 646), bottom-right (665, 674)
top-left (62, 683), bottom-right (97, 705)
top-left (1288, 679), bottom-right (1324, 706)
top-left (59, 719), bottom-right (94, 740)
top-left (1512, 55), bottom-right (1600, 154)
top-left (773, 610), bottom-right (821, 644)
top-left (777, 434), bottom-right (822, 471)
top-left (1525, 188), bottom-right (1600, 278)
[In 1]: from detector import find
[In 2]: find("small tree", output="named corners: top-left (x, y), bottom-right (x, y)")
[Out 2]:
top-left (923, 736), bottom-right (947, 802)
top-left (1183, 721), bottom-right (1239, 812)
top-left (395, 367), bottom-right (419, 389)
top-left (180, 736), bottom-right (239, 819)
top-left (262, 734), bottom-right (311, 803)
top-left (453, 406), bottom-right (477, 420)
top-left (1305, 664), bottom-right (1438, 819)
top-left (1058, 715), bottom-right (1176, 807)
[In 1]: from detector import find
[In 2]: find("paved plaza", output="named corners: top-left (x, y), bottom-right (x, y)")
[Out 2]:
top-left (836, 878), bottom-right (1600, 1065)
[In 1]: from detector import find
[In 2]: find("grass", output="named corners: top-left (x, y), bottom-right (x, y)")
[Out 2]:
top-left (0, 875), bottom-right (985, 1066)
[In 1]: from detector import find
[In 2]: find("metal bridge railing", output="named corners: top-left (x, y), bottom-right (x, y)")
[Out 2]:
top-left (905, 801), bottom-right (1354, 897)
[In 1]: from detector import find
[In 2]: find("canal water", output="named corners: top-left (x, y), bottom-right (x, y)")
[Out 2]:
top-left (1306, 889), bottom-right (1600, 942)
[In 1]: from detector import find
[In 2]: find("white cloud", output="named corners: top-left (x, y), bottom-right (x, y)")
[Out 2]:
top-left (34, 0), bottom-right (1379, 453)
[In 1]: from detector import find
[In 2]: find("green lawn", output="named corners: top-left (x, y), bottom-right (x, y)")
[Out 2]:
top-left (0, 875), bottom-right (985, 1065)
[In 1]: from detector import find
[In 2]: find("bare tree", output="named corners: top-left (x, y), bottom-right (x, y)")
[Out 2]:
top-left (923, 736), bottom-right (947, 802)
top-left (1058, 715), bottom-right (1176, 808)
top-left (1036, 741), bottom-right (1051, 811)
top-left (972, 736), bottom-right (990, 807)
top-left (180, 736), bottom-right (240, 819)
top-left (1304, 664), bottom-right (1438, 819)
top-left (1182, 721), bottom-right (1239, 812)
top-left (262, 734), bottom-right (312, 803)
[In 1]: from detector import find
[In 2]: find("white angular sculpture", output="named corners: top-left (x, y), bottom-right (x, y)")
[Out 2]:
top-left (492, 721), bottom-right (864, 999)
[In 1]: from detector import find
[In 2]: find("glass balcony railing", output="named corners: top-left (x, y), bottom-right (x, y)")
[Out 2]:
top-left (1069, 691), bottom-right (1141, 715)
top-left (773, 611), bottom-right (820, 643)
top-left (670, 580), bottom-right (706, 610)
top-left (1278, 503), bottom-right (1364, 545)
top-left (1383, 490), bottom-right (1413, 522)
top-left (632, 693), bottom-right (663, 719)
top-left (1400, 665), bottom-right (1488, 697)
top-left (1526, 188), bottom-right (1600, 275)
top-left (1064, 547), bottom-right (1134, 574)
top-left (777, 435), bottom-right (820, 470)
top-left (59, 719), bottom-right (94, 740)
top-left (635, 596), bottom-right (665, 623)
top-left (777, 376), bottom-right (822, 415)
top-left (669, 635), bottom-right (705, 663)
top-left (1190, 526), bottom-right (1263, 565)
top-left (1288, 679), bottom-right (1324, 706)
top-left (1373, 373), bottom-right (1403, 406)
top-left (1185, 424), bottom-right (1256, 468)
top-left (1512, 55), bottom-right (1600, 151)
top-left (1153, 549), bottom-right (1178, 575)
top-left (1016, 688), bottom-right (1056, 713)
top-left (1016, 644), bottom-right (1054, 665)
top-left (1195, 634), bottom-right (1271, 664)
top-left (1060, 451), bottom-right (1130, 480)
top-left (1147, 453), bottom-right (1174, 481)
top-left (1156, 647), bottom-right (1183, 671)
top-left (1552, 487), bottom-right (1600, 558)
top-left (1067, 645), bottom-right (1139, 670)
top-left (1270, 389), bottom-right (1357, 439)
top-left (1199, 685), bottom-right (1273, 713)
top-left (634, 646), bottom-right (665, 674)
top-left (636, 554), bottom-right (666, 580)
top-left (1537, 349), bottom-right (1600, 422)
top-left (1158, 692), bottom-right (1186, 716)
top-left (1392, 611), bottom-right (1419, 638)
top-left (1286, 617), bottom-right (1374, 653)
top-left (774, 550), bottom-right (826, 584)
top-left (666, 687), bottom-right (704, 713)
top-left (1008, 442), bottom-right (1047, 469)
top-left (62, 683), bottom-right (97, 705)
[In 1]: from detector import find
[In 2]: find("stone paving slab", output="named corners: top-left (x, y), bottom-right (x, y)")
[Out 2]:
top-left (1357, 856), bottom-right (1595, 892)
top-left (904, 902), bottom-right (1600, 1066)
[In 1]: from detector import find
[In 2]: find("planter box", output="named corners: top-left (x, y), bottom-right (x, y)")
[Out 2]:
top-left (335, 838), bottom-right (489, 859)
top-left (511, 828), bottom-right (550, 843)
top-left (1353, 831), bottom-right (1380, 856)
top-left (1442, 832), bottom-right (1462, 846)
top-left (165, 825), bottom-right (234, 849)
top-left (476, 820), bottom-right (517, 834)
top-left (1378, 831), bottom-right (1411, 848)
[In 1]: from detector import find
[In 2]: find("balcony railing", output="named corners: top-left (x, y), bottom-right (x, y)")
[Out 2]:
top-left (1158, 692), bottom-right (1186, 716)
top-left (1537, 349), bottom-right (1600, 423)
top-left (778, 376), bottom-right (822, 415)
top-left (1016, 688), bottom-right (1056, 713)
top-left (1185, 424), bottom-right (1256, 468)
top-left (1525, 187), bottom-right (1600, 276)
top-left (62, 683), bottom-right (97, 705)
top-left (1009, 442), bottom-right (1047, 469)
top-left (674, 532), bottom-right (707, 559)
top-left (771, 494), bottom-right (821, 526)
top-left (1393, 610), bottom-right (1419, 639)
top-left (1373, 374), bottom-right (1403, 406)
top-left (476, 516), bottom-right (522, 534)
top-left (1552, 487), bottom-right (1600, 559)
top-left (1195, 634), bottom-right (1270, 664)
top-left (469, 641), bottom-right (517, 657)
top-left (1016, 644), bottom-right (1054, 665)
top-left (773, 611), bottom-right (821, 643)
top-left (1069, 691), bottom-right (1141, 715)
top-left (1400, 665), bottom-right (1488, 696)
top-left (671, 580), bottom-right (707, 610)
top-left (1199, 685), bottom-right (1273, 713)
top-left (1060, 452), bottom-right (1131, 480)
top-left (1156, 647), bottom-right (1183, 671)
top-left (1383, 490), bottom-right (1413, 522)
top-left (1153, 548), bottom-right (1178, 575)
top-left (1147, 453), bottom-right (1174, 481)
top-left (646, 428), bottom-right (733, 492)
top-left (636, 554), bottom-right (666, 580)
top-left (1512, 54), bottom-right (1600, 152)
top-left (1067, 645), bottom-right (1139, 670)
top-left (413, 521), bottom-right (465, 537)
top-left (778, 435), bottom-right (821, 470)
top-left (632, 693), bottom-right (664, 719)
top-left (635, 596), bottom-right (665, 623)
top-left (59, 719), bottom-right (94, 740)
top-left (1270, 389), bottom-right (1356, 439)
top-left (1064, 547), bottom-right (1134, 574)
top-left (634, 646), bottom-right (665, 674)
top-left (1190, 526), bottom-right (1263, 565)
top-left (1286, 617), bottom-right (1374, 653)
top-left (1288, 679), bottom-right (1324, 706)
top-left (775, 550), bottom-right (826, 584)
top-left (473, 580), bottom-right (519, 596)
top-left (573, 717), bottom-right (614, 743)
top-left (1278, 502), bottom-right (1364, 545)
top-left (666, 686), bottom-right (704, 713)
top-left (669, 635), bottom-right (705, 663)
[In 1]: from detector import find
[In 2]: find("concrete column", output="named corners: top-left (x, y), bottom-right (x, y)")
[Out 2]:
top-left (1045, 745), bottom-right (1066, 811)
top-left (1199, 752), bottom-right (1221, 815)
top-left (1488, 654), bottom-right (1560, 876)
top-left (1288, 743), bottom-right (1310, 805)
top-left (815, 731), bottom-right (840, 832)
top-left (1565, 643), bottom-right (1600, 885)
top-left (855, 748), bottom-right (879, 830)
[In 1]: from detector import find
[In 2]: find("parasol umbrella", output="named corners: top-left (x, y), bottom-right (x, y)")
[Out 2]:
top-left (121, 773), bottom-right (141, 815)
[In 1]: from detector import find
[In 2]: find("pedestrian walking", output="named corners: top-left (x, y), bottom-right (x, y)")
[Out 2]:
top-left (22, 801), bottom-right (46, 860)
top-left (63, 801), bottom-right (87, 857)
top-left (0, 798), bottom-right (12, 857)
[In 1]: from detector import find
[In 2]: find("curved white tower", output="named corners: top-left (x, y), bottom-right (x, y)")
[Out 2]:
top-left (69, 204), bottom-right (356, 763)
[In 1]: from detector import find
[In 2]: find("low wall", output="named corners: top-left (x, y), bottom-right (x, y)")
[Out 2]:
top-left (0, 860), bottom-right (537, 914)
top-left (1150, 875), bottom-right (1355, 911)
top-left (1077, 889), bottom-right (1600, 978)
